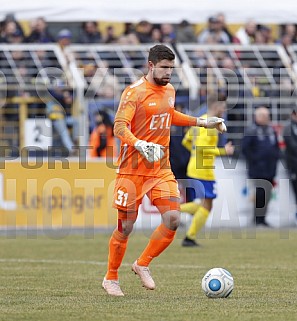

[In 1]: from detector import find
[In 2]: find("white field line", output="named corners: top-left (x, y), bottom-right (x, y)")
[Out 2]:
top-left (0, 258), bottom-right (284, 270)
top-left (0, 258), bottom-right (202, 269)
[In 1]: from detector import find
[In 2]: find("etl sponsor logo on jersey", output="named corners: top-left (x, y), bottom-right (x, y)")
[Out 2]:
top-left (149, 112), bottom-right (171, 130)
top-left (148, 102), bottom-right (157, 106)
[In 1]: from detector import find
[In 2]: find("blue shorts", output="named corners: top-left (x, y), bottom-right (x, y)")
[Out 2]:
top-left (186, 178), bottom-right (217, 200)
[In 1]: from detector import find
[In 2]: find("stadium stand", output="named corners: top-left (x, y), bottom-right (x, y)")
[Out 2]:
top-left (0, 44), bottom-right (74, 155)
top-left (177, 44), bottom-right (297, 146)
top-left (65, 44), bottom-right (188, 134)
top-left (287, 44), bottom-right (297, 67)
top-left (65, 44), bottom-right (186, 90)
top-left (1, 42), bottom-right (297, 154)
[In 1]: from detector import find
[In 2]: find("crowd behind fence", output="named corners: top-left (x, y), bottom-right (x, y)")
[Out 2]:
top-left (1, 41), bottom-right (297, 157)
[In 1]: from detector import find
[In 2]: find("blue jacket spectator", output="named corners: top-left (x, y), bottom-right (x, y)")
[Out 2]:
top-left (26, 18), bottom-right (54, 43)
top-left (283, 109), bottom-right (297, 204)
top-left (242, 106), bottom-right (280, 226)
top-left (78, 21), bottom-right (102, 43)
top-left (242, 112), bottom-right (279, 180)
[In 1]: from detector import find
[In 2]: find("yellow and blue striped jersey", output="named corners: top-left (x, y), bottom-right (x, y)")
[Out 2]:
top-left (182, 114), bottom-right (226, 181)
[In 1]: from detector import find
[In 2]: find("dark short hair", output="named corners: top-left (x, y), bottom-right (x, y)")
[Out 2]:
top-left (148, 45), bottom-right (175, 64)
top-left (208, 16), bottom-right (219, 23)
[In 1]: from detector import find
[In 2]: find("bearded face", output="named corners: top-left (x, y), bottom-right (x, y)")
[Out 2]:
top-left (150, 59), bottom-right (175, 86)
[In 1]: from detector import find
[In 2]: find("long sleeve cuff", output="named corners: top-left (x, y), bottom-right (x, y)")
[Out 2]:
top-left (114, 120), bottom-right (138, 146)
top-left (172, 110), bottom-right (197, 126)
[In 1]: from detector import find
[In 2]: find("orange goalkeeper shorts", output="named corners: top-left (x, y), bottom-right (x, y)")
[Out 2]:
top-left (113, 171), bottom-right (180, 219)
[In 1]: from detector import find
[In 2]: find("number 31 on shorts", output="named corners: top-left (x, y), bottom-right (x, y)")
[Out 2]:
top-left (115, 190), bottom-right (128, 207)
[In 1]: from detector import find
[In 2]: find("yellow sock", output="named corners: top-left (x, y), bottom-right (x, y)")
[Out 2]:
top-left (180, 202), bottom-right (200, 215)
top-left (186, 206), bottom-right (209, 240)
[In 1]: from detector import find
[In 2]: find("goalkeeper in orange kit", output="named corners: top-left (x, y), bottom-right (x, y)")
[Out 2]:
top-left (101, 44), bottom-right (227, 296)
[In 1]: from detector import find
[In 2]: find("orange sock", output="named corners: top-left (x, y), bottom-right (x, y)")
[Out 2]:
top-left (137, 223), bottom-right (176, 267)
top-left (105, 229), bottom-right (128, 280)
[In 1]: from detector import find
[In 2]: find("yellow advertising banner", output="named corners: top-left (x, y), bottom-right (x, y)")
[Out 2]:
top-left (0, 160), bottom-right (117, 228)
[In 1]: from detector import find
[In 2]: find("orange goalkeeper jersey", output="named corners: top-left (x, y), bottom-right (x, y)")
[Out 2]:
top-left (114, 76), bottom-right (197, 176)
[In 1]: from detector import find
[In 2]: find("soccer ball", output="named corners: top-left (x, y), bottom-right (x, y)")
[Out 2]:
top-left (201, 268), bottom-right (234, 298)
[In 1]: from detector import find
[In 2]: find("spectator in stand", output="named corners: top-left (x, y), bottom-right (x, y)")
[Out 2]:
top-left (235, 20), bottom-right (257, 44)
top-left (82, 63), bottom-right (97, 88)
top-left (176, 20), bottom-right (196, 43)
top-left (89, 110), bottom-right (118, 158)
top-left (89, 112), bottom-right (107, 157)
top-left (248, 72), bottom-right (270, 98)
top-left (254, 29), bottom-right (266, 44)
top-left (197, 16), bottom-right (231, 44)
top-left (0, 13), bottom-right (24, 38)
top-left (123, 23), bottom-right (135, 36)
top-left (1, 21), bottom-right (24, 43)
top-left (219, 56), bottom-right (246, 146)
top-left (85, 59), bottom-right (120, 100)
top-left (151, 27), bottom-right (163, 43)
top-left (258, 25), bottom-right (274, 44)
top-left (46, 86), bottom-right (76, 156)
top-left (0, 24), bottom-right (5, 42)
top-left (57, 29), bottom-right (72, 48)
top-left (160, 23), bottom-right (176, 44)
top-left (118, 23), bottom-right (140, 44)
top-left (26, 17), bottom-right (54, 43)
top-left (281, 24), bottom-right (297, 43)
top-left (7, 29), bottom-right (24, 44)
top-left (279, 34), bottom-right (294, 56)
top-left (36, 50), bottom-right (54, 68)
top-left (191, 50), bottom-right (208, 68)
top-left (118, 33), bottom-right (139, 45)
top-left (283, 109), bottom-right (297, 205)
top-left (10, 50), bottom-right (26, 67)
top-left (56, 29), bottom-right (74, 63)
top-left (103, 25), bottom-right (118, 43)
top-left (216, 12), bottom-right (234, 43)
top-left (78, 21), bottom-right (102, 43)
top-left (135, 20), bottom-right (153, 43)
top-left (276, 24), bottom-right (296, 55)
top-left (277, 79), bottom-right (296, 121)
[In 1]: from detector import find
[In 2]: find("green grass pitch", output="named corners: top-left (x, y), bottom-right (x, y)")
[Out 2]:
top-left (0, 228), bottom-right (297, 321)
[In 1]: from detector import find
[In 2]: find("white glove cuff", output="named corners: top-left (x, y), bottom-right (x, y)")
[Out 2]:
top-left (197, 118), bottom-right (207, 127)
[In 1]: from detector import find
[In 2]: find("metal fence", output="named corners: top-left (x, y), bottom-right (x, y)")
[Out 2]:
top-left (1, 43), bottom-right (297, 156)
